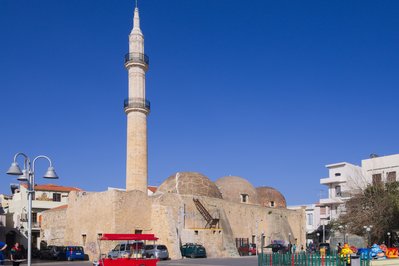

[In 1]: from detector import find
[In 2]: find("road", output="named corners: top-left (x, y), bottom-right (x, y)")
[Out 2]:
top-left (17, 256), bottom-right (258, 266)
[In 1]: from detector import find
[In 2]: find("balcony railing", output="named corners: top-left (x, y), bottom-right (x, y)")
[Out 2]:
top-left (124, 98), bottom-right (150, 112)
top-left (124, 52), bottom-right (149, 66)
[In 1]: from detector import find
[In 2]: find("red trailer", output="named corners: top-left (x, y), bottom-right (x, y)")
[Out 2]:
top-left (93, 234), bottom-right (159, 266)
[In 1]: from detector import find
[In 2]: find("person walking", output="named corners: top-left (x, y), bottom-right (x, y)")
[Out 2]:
top-left (10, 242), bottom-right (24, 266)
top-left (0, 241), bottom-right (7, 265)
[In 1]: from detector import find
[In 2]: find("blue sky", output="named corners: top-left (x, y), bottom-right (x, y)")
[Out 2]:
top-left (1, 0), bottom-right (398, 205)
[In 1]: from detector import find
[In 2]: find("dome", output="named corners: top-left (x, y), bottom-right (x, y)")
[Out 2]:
top-left (157, 172), bottom-right (222, 199)
top-left (256, 186), bottom-right (286, 208)
top-left (215, 176), bottom-right (259, 205)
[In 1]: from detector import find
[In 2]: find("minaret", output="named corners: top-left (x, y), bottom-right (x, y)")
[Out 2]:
top-left (124, 4), bottom-right (150, 193)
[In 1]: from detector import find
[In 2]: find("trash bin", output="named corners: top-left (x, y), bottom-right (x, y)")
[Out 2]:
top-left (350, 255), bottom-right (360, 266)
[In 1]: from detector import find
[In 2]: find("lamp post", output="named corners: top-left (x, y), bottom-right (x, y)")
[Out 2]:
top-left (363, 225), bottom-right (373, 247)
top-left (316, 232), bottom-right (320, 245)
top-left (387, 232), bottom-right (391, 248)
top-left (338, 225), bottom-right (347, 243)
top-left (6, 152), bottom-right (59, 266)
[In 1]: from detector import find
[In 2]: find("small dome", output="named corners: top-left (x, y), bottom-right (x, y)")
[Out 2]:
top-left (157, 172), bottom-right (222, 199)
top-left (215, 176), bottom-right (259, 205)
top-left (256, 186), bottom-right (286, 208)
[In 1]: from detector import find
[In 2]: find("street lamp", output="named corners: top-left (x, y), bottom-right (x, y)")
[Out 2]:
top-left (316, 232), bottom-right (320, 245)
top-left (363, 225), bottom-right (373, 247)
top-left (387, 232), bottom-right (391, 248)
top-left (338, 225), bottom-right (347, 243)
top-left (6, 152), bottom-right (59, 266)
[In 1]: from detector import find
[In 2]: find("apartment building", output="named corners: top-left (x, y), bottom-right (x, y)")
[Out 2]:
top-left (1, 183), bottom-right (81, 248)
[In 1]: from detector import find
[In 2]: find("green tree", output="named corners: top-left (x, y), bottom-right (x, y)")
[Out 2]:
top-left (338, 181), bottom-right (399, 244)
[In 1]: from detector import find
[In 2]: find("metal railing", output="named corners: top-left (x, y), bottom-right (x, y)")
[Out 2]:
top-left (124, 52), bottom-right (149, 66)
top-left (124, 98), bottom-right (150, 112)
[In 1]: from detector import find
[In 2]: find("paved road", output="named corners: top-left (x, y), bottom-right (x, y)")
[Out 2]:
top-left (159, 257), bottom-right (258, 266)
top-left (16, 256), bottom-right (258, 266)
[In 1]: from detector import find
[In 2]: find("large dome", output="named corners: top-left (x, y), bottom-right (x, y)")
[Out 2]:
top-left (215, 176), bottom-right (259, 205)
top-left (256, 186), bottom-right (286, 208)
top-left (157, 172), bottom-right (222, 199)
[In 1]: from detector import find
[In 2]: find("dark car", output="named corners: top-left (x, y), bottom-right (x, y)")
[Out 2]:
top-left (39, 245), bottom-right (64, 260)
top-left (180, 243), bottom-right (207, 258)
top-left (56, 246), bottom-right (85, 261)
top-left (265, 244), bottom-right (289, 254)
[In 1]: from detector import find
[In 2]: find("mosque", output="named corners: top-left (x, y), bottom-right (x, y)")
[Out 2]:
top-left (40, 5), bottom-right (306, 260)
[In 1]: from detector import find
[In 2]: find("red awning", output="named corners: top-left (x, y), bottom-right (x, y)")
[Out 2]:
top-left (99, 234), bottom-right (158, 241)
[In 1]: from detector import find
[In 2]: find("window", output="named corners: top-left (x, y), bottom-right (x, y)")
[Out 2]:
top-left (134, 230), bottom-right (142, 234)
top-left (241, 194), bottom-right (248, 203)
top-left (307, 213), bottom-right (313, 226)
top-left (270, 201), bottom-right (275, 207)
top-left (82, 234), bottom-right (87, 246)
top-left (335, 186), bottom-right (342, 197)
top-left (194, 230), bottom-right (198, 235)
top-left (32, 212), bottom-right (37, 223)
top-left (97, 233), bottom-right (103, 239)
top-left (335, 173), bottom-right (341, 177)
top-left (372, 174), bottom-right (382, 185)
top-left (53, 193), bottom-right (61, 202)
top-left (387, 172), bottom-right (396, 183)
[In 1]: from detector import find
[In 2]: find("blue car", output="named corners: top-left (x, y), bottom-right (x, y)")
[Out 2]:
top-left (57, 246), bottom-right (85, 261)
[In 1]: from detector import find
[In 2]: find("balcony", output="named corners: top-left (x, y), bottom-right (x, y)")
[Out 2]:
top-left (320, 176), bottom-right (346, 185)
top-left (32, 199), bottom-right (66, 210)
top-left (124, 52), bottom-right (149, 68)
top-left (124, 98), bottom-right (150, 114)
top-left (319, 197), bottom-right (344, 205)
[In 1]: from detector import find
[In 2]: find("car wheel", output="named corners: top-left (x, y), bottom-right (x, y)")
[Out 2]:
top-left (67, 257), bottom-right (72, 261)
top-left (190, 253), bottom-right (195, 258)
top-left (248, 252), bottom-right (252, 256)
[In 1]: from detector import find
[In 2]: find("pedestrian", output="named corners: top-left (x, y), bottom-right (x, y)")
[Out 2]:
top-left (293, 243), bottom-right (297, 253)
top-left (10, 242), bottom-right (24, 266)
top-left (337, 242), bottom-right (342, 254)
top-left (0, 241), bottom-right (7, 265)
top-left (288, 242), bottom-right (292, 254)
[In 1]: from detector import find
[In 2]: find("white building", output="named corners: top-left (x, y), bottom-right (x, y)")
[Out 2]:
top-left (319, 153), bottom-right (399, 223)
top-left (1, 183), bottom-right (81, 248)
top-left (362, 154), bottom-right (399, 185)
top-left (288, 204), bottom-right (321, 242)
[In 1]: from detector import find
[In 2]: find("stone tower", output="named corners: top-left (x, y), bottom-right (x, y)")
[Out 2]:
top-left (124, 5), bottom-right (150, 192)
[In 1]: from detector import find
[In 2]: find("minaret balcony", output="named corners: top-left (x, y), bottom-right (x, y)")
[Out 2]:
top-left (124, 52), bottom-right (149, 69)
top-left (124, 97), bottom-right (150, 114)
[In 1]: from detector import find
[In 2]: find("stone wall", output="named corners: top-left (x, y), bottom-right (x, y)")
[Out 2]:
top-left (41, 190), bottom-right (305, 261)
top-left (41, 208), bottom-right (67, 246)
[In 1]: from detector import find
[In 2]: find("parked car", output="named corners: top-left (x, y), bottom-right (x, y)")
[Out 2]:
top-left (180, 243), bottom-right (207, 258)
top-left (143, 244), bottom-right (169, 260)
top-left (107, 242), bottom-right (144, 258)
top-left (57, 246), bottom-right (85, 261)
top-left (39, 245), bottom-right (64, 260)
top-left (264, 243), bottom-right (289, 254)
top-left (238, 243), bottom-right (257, 256)
top-left (249, 243), bottom-right (257, 255)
